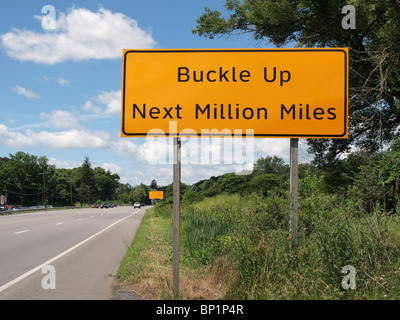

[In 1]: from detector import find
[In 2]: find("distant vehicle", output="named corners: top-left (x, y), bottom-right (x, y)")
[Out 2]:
top-left (134, 202), bottom-right (141, 209)
top-left (100, 202), bottom-right (108, 209)
top-left (140, 203), bottom-right (145, 207)
top-left (108, 203), bottom-right (114, 208)
top-left (92, 204), bottom-right (99, 208)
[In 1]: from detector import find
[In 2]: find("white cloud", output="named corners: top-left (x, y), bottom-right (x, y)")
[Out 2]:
top-left (30, 129), bottom-right (110, 149)
top-left (49, 157), bottom-right (80, 169)
top-left (82, 101), bottom-right (102, 114)
top-left (118, 170), bottom-right (148, 186)
top-left (82, 90), bottom-right (121, 115)
top-left (0, 124), bottom-right (35, 148)
top-left (254, 138), bottom-right (290, 162)
top-left (112, 139), bottom-right (139, 156)
top-left (13, 85), bottom-right (40, 98)
top-left (7, 118), bottom-right (17, 126)
top-left (40, 110), bottom-right (81, 130)
top-left (102, 162), bottom-right (122, 174)
top-left (41, 75), bottom-right (71, 86)
top-left (0, 124), bottom-right (109, 149)
top-left (1, 7), bottom-right (156, 64)
top-left (95, 90), bottom-right (121, 114)
top-left (111, 136), bottom-right (257, 185)
top-left (57, 77), bottom-right (70, 86)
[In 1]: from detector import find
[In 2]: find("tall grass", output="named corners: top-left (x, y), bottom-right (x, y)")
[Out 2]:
top-left (117, 205), bottom-right (225, 299)
top-left (180, 191), bottom-right (400, 299)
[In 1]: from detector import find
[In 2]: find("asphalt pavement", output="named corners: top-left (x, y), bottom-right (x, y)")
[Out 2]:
top-left (0, 206), bottom-right (146, 300)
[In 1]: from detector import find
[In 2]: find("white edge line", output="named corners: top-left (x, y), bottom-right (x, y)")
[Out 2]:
top-left (14, 230), bottom-right (30, 235)
top-left (0, 209), bottom-right (141, 293)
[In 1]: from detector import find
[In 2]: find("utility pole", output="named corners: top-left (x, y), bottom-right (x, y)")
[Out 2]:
top-left (40, 172), bottom-right (47, 211)
top-left (68, 180), bottom-right (74, 207)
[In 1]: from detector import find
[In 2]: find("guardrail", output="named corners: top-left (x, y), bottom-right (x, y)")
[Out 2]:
top-left (0, 204), bottom-right (135, 215)
top-left (0, 206), bottom-right (92, 215)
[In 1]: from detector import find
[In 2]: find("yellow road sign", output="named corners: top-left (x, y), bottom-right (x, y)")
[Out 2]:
top-left (121, 48), bottom-right (348, 138)
top-left (149, 191), bottom-right (164, 199)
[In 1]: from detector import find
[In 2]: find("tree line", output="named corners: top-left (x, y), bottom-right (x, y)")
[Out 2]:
top-left (159, 138), bottom-right (400, 215)
top-left (3, 137), bottom-right (400, 214)
top-left (0, 152), bottom-right (155, 207)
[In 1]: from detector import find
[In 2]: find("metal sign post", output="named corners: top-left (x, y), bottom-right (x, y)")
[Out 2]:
top-left (172, 137), bottom-right (181, 299)
top-left (290, 138), bottom-right (299, 250)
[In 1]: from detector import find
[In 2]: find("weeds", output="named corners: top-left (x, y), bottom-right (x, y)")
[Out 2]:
top-left (180, 190), bottom-right (400, 299)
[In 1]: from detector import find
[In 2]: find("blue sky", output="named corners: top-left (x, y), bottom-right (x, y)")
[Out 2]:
top-left (0, 1), bottom-right (311, 186)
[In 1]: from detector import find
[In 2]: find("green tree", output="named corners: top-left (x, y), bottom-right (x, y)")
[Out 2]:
top-left (118, 183), bottom-right (134, 204)
top-left (253, 156), bottom-right (287, 175)
top-left (131, 183), bottom-right (149, 204)
top-left (93, 167), bottom-right (120, 202)
top-left (218, 172), bottom-right (249, 194)
top-left (150, 179), bottom-right (158, 189)
top-left (349, 138), bottom-right (400, 213)
top-left (52, 168), bottom-right (75, 206)
top-left (199, 178), bottom-right (221, 198)
top-left (164, 182), bottom-right (190, 200)
top-left (249, 173), bottom-right (280, 197)
top-left (193, 0), bottom-right (400, 164)
top-left (321, 150), bottom-right (372, 194)
top-left (0, 152), bottom-right (55, 206)
top-left (78, 156), bottom-right (95, 204)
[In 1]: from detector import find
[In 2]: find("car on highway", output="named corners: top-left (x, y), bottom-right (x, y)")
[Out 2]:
top-left (100, 202), bottom-right (109, 209)
top-left (133, 202), bottom-right (141, 209)
top-left (92, 204), bottom-right (99, 208)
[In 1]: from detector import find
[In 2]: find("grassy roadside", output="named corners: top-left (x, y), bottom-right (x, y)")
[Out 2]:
top-left (116, 205), bottom-right (226, 299)
top-left (116, 188), bottom-right (400, 300)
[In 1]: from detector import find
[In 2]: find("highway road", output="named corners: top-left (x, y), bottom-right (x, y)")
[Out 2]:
top-left (0, 206), bottom-right (146, 300)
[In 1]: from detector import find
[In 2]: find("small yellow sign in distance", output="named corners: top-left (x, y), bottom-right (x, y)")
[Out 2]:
top-left (121, 48), bottom-right (348, 138)
top-left (149, 191), bottom-right (164, 199)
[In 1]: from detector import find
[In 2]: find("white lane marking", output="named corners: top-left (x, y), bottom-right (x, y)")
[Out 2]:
top-left (77, 218), bottom-right (83, 221)
top-left (55, 222), bottom-right (64, 226)
top-left (0, 209), bottom-right (140, 293)
top-left (14, 230), bottom-right (30, 235)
